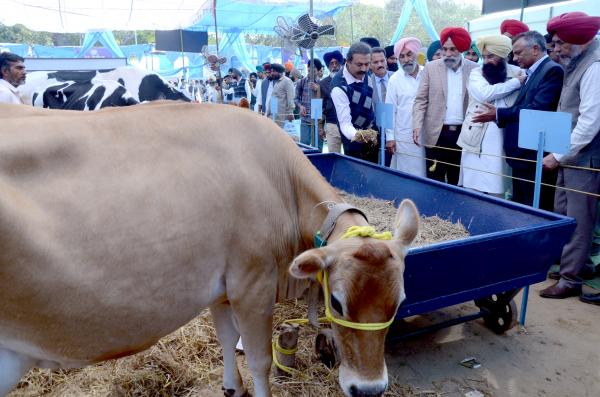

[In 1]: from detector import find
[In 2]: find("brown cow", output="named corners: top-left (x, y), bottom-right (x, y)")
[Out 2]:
top-left (0, 101), bottom-right (419, 397)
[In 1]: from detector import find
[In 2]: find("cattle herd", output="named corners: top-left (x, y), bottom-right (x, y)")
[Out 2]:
top-left (19, 66), bottom-right (190, 110)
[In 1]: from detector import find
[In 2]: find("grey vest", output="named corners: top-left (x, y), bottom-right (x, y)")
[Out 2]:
top-left (558, 39), bottom-right (600, 168)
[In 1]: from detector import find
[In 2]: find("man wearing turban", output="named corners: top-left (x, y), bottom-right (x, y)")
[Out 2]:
top-left (268, 63), bottom-right (296, 128)
top-left (539, 12), bottom-right (600, 301)
top-left (458, 35), bottom-right (525, 197)
top-left (256, 63), bottom-right (272, 114)
top-left (500, 19), bottom-right (529, 40)
top-left (384, 45), bottom-right (399, 72)
top-left (500, 19), bottom-right (530, 66)
top-left (426, 40), bottom-right (442, 62)
top-left (385, 37), bottom-right (426, 177)
top-left (413, 27), bottom-right (478, 185)
top-left (320, 50), bottom-right (345, 153)
top-left (472, 31), bottom-right (563, 212)
top-left (464, 43), bottom-right (480, 63)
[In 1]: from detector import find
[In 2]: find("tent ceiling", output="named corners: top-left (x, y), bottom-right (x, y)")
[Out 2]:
top-left (0, 0), bottom-right (353, 33)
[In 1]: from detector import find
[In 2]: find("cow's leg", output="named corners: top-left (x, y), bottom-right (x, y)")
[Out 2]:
top-left (210, 302), bottom-right (248, 397)
top-left (0, 349), bottom-right (34, 396)
top-left (232, 301), bottom-right (274, 397)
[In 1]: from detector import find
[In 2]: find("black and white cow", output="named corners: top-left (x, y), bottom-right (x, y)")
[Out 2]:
top-left (20, 67), bottom-right (190, 110)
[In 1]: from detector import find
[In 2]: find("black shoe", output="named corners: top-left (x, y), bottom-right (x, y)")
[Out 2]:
top-left (579, 292), bottom-right (600, 306)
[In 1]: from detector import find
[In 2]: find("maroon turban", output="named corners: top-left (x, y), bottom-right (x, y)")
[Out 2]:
top-left (547, 12), bottom-right (600, 45)
top-left (440, 27), bottom-right (472, 52)
top-left (500, 19), bottom-right (530, 37)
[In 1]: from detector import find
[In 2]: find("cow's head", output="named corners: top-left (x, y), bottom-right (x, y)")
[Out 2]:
top-left (289, 199), bottom-right (419, 397)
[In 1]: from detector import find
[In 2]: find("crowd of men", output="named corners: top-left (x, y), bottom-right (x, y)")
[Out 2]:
top-left (0, 12), bottom-right (598, 305)
top-left (226, 12), bottom-right (600, 305)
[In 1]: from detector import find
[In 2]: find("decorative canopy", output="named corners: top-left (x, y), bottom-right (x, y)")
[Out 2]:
top-left (0, 0), bottom-right (352, 33)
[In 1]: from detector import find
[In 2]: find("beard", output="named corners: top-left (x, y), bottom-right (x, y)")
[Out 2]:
top-left (401, 61), bottom-right (417, 75)
top-left (388, 62), bottom-right (399, 72)
top-left (482, 61), bottom-right (508, 85)
top-left (443, 55), bottom-right (461, 69)
top-left (558, 44), bottom-right (585, 69)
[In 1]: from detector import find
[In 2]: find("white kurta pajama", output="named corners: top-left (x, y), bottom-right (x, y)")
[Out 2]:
top-left (385, 66), bottom-right (426, 177)
top-left (460, 66), bottom-right (521, 194)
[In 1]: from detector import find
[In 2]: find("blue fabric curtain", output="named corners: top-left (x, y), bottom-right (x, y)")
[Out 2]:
top-left (0, 43), bottom-right (29, 56)
top-left (79, 31), bottom-right (125, 58)
top-left (389, 0), bottom-right (439, 45)
top-left (32, 45), bottom-right (80, 57)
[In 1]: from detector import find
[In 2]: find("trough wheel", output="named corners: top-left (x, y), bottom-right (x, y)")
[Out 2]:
top-left (474, 291), bottom-right (519, 334)
top-left (482, 299), bottom-right (518, 334)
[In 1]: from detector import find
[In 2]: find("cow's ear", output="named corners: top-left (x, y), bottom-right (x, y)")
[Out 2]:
top-left (289, 248), bottom-right (327, 279)
top-left (393, 199), bottom-right (420, 246)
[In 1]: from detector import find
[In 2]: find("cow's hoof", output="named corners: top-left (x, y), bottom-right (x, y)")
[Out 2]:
top-left (315, 329), bottom-right (339, 369)
top-left (222, 387), bottom-right (251, 397)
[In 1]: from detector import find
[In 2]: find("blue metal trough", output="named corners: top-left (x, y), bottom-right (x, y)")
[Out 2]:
top-left (297, 142), bottom-right (320, 154)
top-left (307, 153), bottom-right (576, 338)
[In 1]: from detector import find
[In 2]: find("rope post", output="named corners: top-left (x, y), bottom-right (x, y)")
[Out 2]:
top-left (274, 323), bottom-right (299, 377)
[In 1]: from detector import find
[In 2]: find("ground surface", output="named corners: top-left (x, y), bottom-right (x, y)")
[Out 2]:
top-left (384, 279), bottom-right (600, 397)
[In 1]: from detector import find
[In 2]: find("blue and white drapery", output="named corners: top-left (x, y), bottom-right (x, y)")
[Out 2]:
top-left (389, 0), bottom-right (439, 45)
top-left (79, 31), bottom-right (125, 58)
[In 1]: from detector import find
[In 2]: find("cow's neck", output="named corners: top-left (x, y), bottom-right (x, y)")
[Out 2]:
top-left (292, 165), bottom-right (369, 250)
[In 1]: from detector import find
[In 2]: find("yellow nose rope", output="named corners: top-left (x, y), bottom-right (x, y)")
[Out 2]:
top-left (340, 225), bottom-right (393, 241)
top-left (272, 225), bottom-right (397, 375)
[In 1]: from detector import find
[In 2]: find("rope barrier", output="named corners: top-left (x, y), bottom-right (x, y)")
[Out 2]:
top-left (391, 137), bottom-right (600, 173)
top-left (391, 149), bottom-right (600, 199)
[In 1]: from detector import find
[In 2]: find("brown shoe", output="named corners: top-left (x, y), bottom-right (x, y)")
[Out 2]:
top-left (539, 282), bottom-right (581, 299)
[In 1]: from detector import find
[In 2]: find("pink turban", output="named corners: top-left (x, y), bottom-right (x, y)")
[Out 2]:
top-left (500, 19), bottom-right (530, 37)
top-left (440, 27), bottom-right (472, 52)
top-left (394, 37), bottom-right (422, 58)
top-left (547, 12), bottom-right (600, 45)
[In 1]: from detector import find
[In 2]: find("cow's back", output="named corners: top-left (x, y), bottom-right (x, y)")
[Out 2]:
top-left (0, 102), bottom-right (311, 365)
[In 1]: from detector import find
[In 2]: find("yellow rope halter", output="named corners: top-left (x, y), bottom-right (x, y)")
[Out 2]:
top-left (272, 226), bottom-right (397, 374)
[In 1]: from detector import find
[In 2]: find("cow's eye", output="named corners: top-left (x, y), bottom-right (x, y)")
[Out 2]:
top-left (330, 294), bottom-right (344, 316)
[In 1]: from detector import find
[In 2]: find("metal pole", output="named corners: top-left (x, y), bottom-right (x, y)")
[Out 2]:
top-left (213, 0), bottom-right (224, 102)
top-left (309, 0), bottom-right (318, 149)
top-left (519, 0), bottom-right (526, 22)
top-left (519, 130), bottom-right (545, 326)
top-left (350, 5), bottom-right (355, 42)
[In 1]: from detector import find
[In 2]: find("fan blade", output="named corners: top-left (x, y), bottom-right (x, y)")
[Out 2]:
top-left (297, 13), bottom-right (318, 33)
top-left (274, 26), bottom-right (289, 38)
top-left (290, 26), bottom-right (307, 42)
top-left (276, 16), bottom-right (290, 30)
top-left (298, 38), bottom-right (317, 49)
top-left (317, 25), bottom-right (335, 36)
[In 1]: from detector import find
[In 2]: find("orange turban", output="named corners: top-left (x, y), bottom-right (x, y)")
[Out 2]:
top-left (440, 27), bottom-right (472, 52)
top-left (284, 61), bottom-right (294, 72)
top-left (547, 12), bottom-right (600, 45)
top-left (500, 19), bottom-right (530, 37)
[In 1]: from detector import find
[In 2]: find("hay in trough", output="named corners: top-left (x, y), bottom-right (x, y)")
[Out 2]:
top-left (338, 191), bottom-right (470, 246)
top-left (11, 193), bottom-right (467, 397)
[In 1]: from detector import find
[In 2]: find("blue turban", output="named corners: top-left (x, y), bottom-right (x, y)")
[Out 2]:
top-left (323, 50), bottom-right (344, 66)
top-left (426, 40), bottom-right (441, 61)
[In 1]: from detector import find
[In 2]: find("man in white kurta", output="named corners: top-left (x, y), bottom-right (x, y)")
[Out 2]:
top-left (385, 37), bottom-right (426, 177)
top-left (459, 35), bottom-right (525, 196)
top-left (0, 52), bottom-right (26, 104)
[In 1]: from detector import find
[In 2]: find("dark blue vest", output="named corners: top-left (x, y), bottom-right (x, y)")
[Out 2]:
top-left (331, 71), bottom-right (375, 129)
top-left (233, 78), bottom-right (247, 98)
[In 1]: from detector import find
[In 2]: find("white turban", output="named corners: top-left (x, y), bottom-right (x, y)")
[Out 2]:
top-left (476, 35), bottom-right (513, 59)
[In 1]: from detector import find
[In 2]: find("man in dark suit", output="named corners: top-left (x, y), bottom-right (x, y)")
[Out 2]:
top-left (473, 31), bottom-right (564, 210)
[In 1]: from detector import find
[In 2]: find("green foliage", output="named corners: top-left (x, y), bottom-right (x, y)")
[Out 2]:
top-left (334, 0), bottom-right (480, 47)
top-left (0, 23), bottom-right (155, 46)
